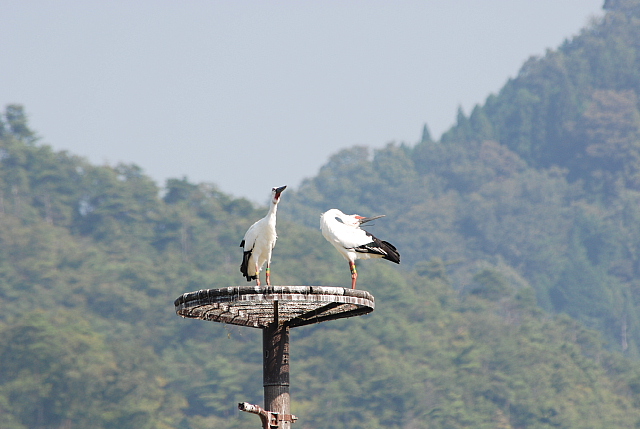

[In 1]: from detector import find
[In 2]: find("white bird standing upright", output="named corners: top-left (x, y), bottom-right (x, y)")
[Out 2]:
top-left (240, 186), bottom-right (287, 286)
top-left (320, 208), bottom-right (400, 289)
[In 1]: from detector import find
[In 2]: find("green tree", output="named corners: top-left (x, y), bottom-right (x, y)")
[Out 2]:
top-left (4, 105), bottom-right (36, 144)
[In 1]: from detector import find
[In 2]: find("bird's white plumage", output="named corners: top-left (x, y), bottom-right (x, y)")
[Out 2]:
top-left (320, 209), bottom-right (380, 262)
top-left (240, 186), bottom-right (286, 285)
top-left (242, 217), bottom-right (277, 276)
top-left (320, 208), bottom-right (400, 289)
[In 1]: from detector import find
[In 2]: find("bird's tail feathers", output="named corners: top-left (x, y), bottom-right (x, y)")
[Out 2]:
top-left (381, 240), bottom-right (400, 264)
top-left (240, 250), bottom-right (257, 280)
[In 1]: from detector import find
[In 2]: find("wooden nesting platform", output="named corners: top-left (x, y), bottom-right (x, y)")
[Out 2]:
top-left (174, 286), bottom-right (375, 329)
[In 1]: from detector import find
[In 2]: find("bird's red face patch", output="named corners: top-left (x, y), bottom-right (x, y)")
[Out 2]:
top-left (355, 215), bottom-right (365, 219)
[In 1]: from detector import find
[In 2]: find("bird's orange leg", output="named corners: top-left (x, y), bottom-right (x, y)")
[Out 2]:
top-left (349, 261), bottom-right (357, 289)
top-left (265, 266), bottom-right (271, 286)
top-left (255, 264), bottom-right (261, 286)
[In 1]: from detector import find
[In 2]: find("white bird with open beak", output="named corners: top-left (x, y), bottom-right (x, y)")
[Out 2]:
top-left (240, 186), bottom-right (286, 286)
top-left (320, 208), bottom-right (400, 289)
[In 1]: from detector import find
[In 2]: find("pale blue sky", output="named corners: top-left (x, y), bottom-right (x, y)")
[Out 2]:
top-left (1, 1), bottom-right (603, 203)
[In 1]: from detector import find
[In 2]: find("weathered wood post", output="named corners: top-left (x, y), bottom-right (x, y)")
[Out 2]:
top-left (174, 286), bottom-right (375, 428)
top-left (263, 318), bottom-right (292, 428)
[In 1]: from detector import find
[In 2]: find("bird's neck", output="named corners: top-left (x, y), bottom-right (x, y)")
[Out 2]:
top-left (266, 201), bottom-right (278, 219)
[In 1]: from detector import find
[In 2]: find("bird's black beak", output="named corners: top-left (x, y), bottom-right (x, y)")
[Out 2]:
top-left (358, 214), bottom-right (385, 225)
top-left (274, 185), bottom-right (287, 198)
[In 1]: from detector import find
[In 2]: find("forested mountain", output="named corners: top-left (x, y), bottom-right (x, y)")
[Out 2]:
top-left (3, 1), bottom-right (640, 428)
top-left (286, 0), bottom-right (640, 358)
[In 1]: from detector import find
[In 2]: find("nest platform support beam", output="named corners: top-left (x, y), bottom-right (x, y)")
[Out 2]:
top-left (263, 319), bottom-right (294, 428)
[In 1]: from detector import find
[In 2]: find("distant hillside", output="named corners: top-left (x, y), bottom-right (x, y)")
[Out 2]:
top-left (442, 0), bottom-right (640, 191)
top-left (2, 101), bottom-right (640, 428)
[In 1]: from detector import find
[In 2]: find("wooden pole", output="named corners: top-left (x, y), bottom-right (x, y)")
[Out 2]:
top-left (263, 318), bottom-right (292, 428)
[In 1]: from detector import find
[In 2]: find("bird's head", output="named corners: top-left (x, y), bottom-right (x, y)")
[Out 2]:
top-left (271, 185), bottom-right (287, 204)
top-left (323, 209), bottom-right (385, 227)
